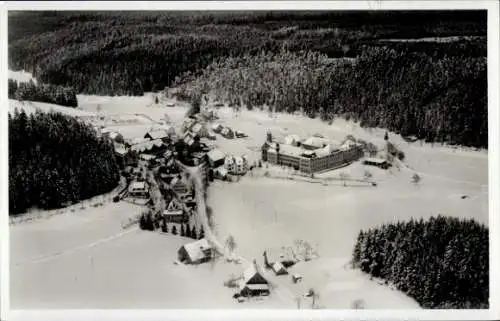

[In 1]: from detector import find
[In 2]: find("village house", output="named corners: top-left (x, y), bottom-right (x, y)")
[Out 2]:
top-left (163, 199), bottom-right (187, 224)
top-left (190, 122), bottom-right (209, 138)
top-left (130, 139), bottom-right (168, 155)
top-left (177, 239), bottom-right (213, 265)
top-left (214, 166), bottom-right (228, 180)
top-left (263, 248), bottom-right (297, 269)
top-left (144, 128), bottom-right (174, 142)
top-left (207, 149), bottom-right (226, 168)
top-left (235, 130), bottom-right (247, 138)
top-left (224, 155), bottom-right (248, 175)
top-left (128, 181), bottom-right (149, 198)
top-left (239, 262), bottom-right (270, 297)
top-left (139, 153), bottom-right (158, 168)
top-left (182, 118), bottom-right (197, 133)
top-left (170, 176), bottom-right (190, 199)
top-left (212, 123), bottom-right (223, 133)
top-left (221, 127), bottom-right (235, 139)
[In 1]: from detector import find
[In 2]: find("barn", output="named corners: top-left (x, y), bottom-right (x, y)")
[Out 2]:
top-left (177, 239), bottom-right (213, 264)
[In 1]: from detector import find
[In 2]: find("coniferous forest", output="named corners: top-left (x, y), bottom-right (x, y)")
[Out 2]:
top-left (351, 216), bottom-right (489, 309)
top-left (9, 109), bottom-right (120, 215)
top-left (8, 78), bottom-right (78, 107)
top-left (8, 11), bottom-right (487, 147)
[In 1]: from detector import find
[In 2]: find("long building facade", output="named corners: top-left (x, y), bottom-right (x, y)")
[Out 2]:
top-left (263, 139), bottom-right (364, 174)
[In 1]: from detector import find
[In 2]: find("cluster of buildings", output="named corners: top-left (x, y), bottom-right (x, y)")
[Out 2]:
top-left (261, 132), bottom-right (364, 174)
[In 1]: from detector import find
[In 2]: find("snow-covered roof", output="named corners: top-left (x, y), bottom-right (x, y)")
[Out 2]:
top-left (240, 263), bottom-right (268, 290)
top-left (139, 154), bottom-right (156, 161)
top-left (181, 239), bottom-right (212, 263)
top-left (267, 144), bottom-right (304, 157)
top-left (271, 262), bottom-right (287, 274)
top-left (163, 209), bottom-right (183, 216)
top-left (109, 131), bottom-right (123, 140)
top-left (115, 147), bottom-right (128, 156)
top-left (315, 144), bottom-right (337, 158)
top-left (145, 129), bottom-right (169, 140)
top-left (130, 139), bottom-right (165, 153)
top-left (303, 136), bottom-right (330, 149)
top-left (207, 149), bottom-right (225, 162)
top-left (129, 181), bottom-right (147, 191)
top-left (191, 123), bottom-right (204, 133)
top-left (364, 157), bottom-right (387, 164)
top-left (212, 123), bottom-right (222, 130)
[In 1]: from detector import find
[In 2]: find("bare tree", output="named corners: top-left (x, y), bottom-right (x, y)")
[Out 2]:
top-left (339, 172), bottom-right (349, 186)
top-left (225, 235), bottom-right (237, 255)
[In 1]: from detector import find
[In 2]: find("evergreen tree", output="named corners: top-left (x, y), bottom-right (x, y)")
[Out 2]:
top-left (180, 224), bottom-right (186, 237)
top-left (191, 226), bottom-right (197, 239)
top-left (186, 223), bottom-right (192, 238)
top-left (172, 225), bottom-right (178, 235)
top-left (199, 226), bottom-right (205, 239)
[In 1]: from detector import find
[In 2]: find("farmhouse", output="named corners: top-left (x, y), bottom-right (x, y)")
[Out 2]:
top-left (170, 176), bottom-right (190, 198)
top-left (130, 139), bottom-right (167, 155)
top-left (363, 157), bottom-right (391, 169)
top-left (239, 262), bottom-right (270, 297)
top-left (221, 127), bottom-right (234, 139)
top-left (177, 239), bottom-right (213, 265)
top-left (207, 149), bottom-right (226, 168)
top-left (191, 122), bottom-right (209, 138)
top-left (212, 123), bottom-right (223, 133)
top-left (144, 128), bottom-right (174, 141)
top-left (128, 181), bottom-right (149, 198)
top-left (263, 248), bottom-right (297, 269)
top-left (163, 199), bottom-right (187, 223)
top-left (224, 155), bottom-right (248, 175)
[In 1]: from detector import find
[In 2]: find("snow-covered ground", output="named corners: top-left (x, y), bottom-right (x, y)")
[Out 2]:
top-left (9, 83), bottom-right (488, 309)
top-left (9, 70), bottom-right (37, 84)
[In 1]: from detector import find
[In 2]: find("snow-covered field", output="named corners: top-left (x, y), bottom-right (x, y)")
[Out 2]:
top-left (9, 81), bottom-right (488, 309)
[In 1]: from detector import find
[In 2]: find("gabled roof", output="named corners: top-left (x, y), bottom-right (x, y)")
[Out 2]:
top-left (167, 198), bottom-right (183, 212)
top-left (181, 239), bottom-right (212, 263)
top-left (271, 262), bottom-right (288, 274)
top-left (145, 129), bottom-right (169, 140)
top-left (284, 134), bottom-right (301, 145)
top-left (212, 123), bottom-right (223, 130)
top-left (130, 139), bottom-right (165, 153)
top-left (109, 131), bottom-right (123, 140)
top-left (128, 181), bottom-right (147, 191)
top-left (207, 149), bottom-right (225, 162)
top-left (240, 263), bottom-right (269, 290)
top-left (191, 123), bottom-right (204, 133)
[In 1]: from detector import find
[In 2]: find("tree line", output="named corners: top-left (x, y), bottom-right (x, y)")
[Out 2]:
top-left (8, 11), bottom-right (485, 96)
top-left (9, 78), bottom-right (78, 107)
top-left (9, 109), bottom-right (120, 214)
top-left (351, 215), bottom-right (489, 309)
top-left (174, 46), bottom-right (487, 148)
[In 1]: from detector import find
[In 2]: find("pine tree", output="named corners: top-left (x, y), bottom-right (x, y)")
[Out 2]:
top-left (191, 226), bottom-right (197, 239)
top-left (180, 224), bottom-right (186, 236)
top-left (172, 225), bottom-right (178, 235)
top-left (186, 223), bottom-right (192, 238)
top-left (199, 226), bottom-right (205, 239)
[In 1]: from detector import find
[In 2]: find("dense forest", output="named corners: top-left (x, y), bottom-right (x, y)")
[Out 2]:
top-left (351, 215), bottom-right (489, 309)
top-left (174, 47), bottom-right (487, 147)
top-left (9, 109), bottom-right (120, 214)
top-left (8, 79), bottom-right (78, 107)
top-left (8, 11), bottom-right (487, 147)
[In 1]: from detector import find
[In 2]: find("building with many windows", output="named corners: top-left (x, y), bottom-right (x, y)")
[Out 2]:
top-left (262, 135), bottom-right (364, 174)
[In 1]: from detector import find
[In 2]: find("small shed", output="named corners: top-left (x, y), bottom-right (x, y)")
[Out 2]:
top-left (212, 123), bottom-right (223, 133)
top-left (363, 158), bottom-right (390, 169)
top-left (271, 262), bottom-right (288, 275)
top-left (128, 181), bottom-right (149, 198)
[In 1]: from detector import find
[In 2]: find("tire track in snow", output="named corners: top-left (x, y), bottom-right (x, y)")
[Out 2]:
top-left (14, 228), bottom-right (137, 267)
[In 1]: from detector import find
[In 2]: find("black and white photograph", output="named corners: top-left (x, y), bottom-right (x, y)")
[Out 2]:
top-left (2, 1), bottom-right (499, 319)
